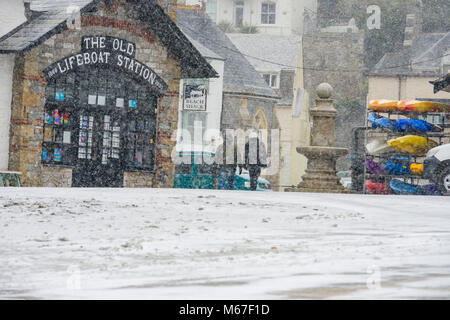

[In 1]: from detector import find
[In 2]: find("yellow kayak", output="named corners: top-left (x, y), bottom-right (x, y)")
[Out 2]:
top-left (387, 135), bottom-right (438, 154)
top-left (397, 100), bottom-right (450, 112)
top-left (410, 163), bottom-right (424, 176)
top-left (369, 99), bottom-right (399, 112)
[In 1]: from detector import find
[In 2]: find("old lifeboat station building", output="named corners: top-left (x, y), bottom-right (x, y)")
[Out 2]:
top-left (0, 0), bottom-right (217, 187)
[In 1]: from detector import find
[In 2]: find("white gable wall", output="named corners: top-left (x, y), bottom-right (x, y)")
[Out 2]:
top-left (0, 0), bottom-right (26, 170)
top-left (0, 0), bottom-right (26, 37)
top-left (214, 0), bottom-right (317, 35)
top-left (177, 58), bottom-right (225, 152)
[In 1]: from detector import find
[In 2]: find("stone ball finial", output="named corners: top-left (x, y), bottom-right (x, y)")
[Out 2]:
top-left (317, 83), bottom-right (333, 99)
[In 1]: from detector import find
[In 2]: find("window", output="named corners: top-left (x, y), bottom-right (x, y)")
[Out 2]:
top-left (261, 2), bottom-right (276, 25)
top-left (234, 0), bottom-right (244, 27)
top-left (43, 67), bottom-right (157, 172)
top-left (126, 90), bottom-right (157, 171)
top-left (262, 73), bottom-right (278, 88)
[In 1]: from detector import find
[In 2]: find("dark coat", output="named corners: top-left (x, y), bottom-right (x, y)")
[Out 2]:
top-left (214, 142), bottom-right (242, 169)
top-left (244, 137), bottom-right (268, 169)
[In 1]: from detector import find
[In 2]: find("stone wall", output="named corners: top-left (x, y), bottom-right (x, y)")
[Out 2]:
top-left (8, 0), bottom-right (180, 187)
top-left (124, 171), bottom-right (154, 188)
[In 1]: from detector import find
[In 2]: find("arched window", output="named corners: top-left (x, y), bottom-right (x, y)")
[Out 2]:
top-left (253, 108), bottom-right (269, 145)
top-left (43, 65), bottom-right (157, 187)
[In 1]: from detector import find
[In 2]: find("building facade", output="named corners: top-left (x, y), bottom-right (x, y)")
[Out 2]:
top-left (177, 8), bottom-right (281, 187)
top-left (368, 30), bottom-right (450, 107)
top-left (228, 33), bottom-right (310, 190)
top-left (0, 0), bottom-right (217, 188)
top-left (201, 0), bottom-right (317, 35)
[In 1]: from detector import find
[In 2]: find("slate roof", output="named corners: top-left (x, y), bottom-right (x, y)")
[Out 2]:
top-left (177, 9), bottom-right (278, 98)
top-left (184, 35), bottom-right (224, 61)
top-left (370, 32), bottom-right (450, 77)
top-left (0, 11), bottom-right (85, 52)
top-left (227, 34), bottom-right (302, 73)
top-left (0, 0), bottom-right (217, 79)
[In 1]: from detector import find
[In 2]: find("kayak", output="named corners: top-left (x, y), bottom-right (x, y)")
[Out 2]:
top-left (368, 113), bottom-right (395, 130)
top-left (397, 100), bottom-right (450, 112)
top-left (369, 99), bottom-right (398, 112)
top-left (385, 156), bottom-right (411, 175)
top-left (366, 180), bottom-right (391, 194)
top-left (390, 179), bottom-right (420, 195)
top-left (417, 184), bottom-right (441, 196)
top-left (366, 138), bottom-right (395, 155)
top-left (366, 139), bottom-right (395, 155)
top-left (366, 157), bottom-right (387, 175)
top-left (387, 135), bottom-right (438, 154)
top-left (394, 118), bottom-right (440, 133)
top-left (410, 163), bottom-right (424, 176)
top-left (390, 179), bottom-right (441, 195)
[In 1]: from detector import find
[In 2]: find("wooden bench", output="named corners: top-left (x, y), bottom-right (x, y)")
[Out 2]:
top-left (0, 171), bottom-right (22, 187)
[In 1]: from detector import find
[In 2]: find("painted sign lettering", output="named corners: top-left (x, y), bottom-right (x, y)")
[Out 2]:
top-left (183, 84), bottom-right (207, 111)
top-left (43, 36), bottom-right (168, 96)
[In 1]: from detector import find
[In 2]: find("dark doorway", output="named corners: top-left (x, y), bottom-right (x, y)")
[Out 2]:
top-left (72, 109), bottom-right (124, 187)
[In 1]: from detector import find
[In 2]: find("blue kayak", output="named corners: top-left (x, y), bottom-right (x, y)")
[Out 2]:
top-left (368, 113), bottom-right (395, 131)
top-left (394, 119), bottom-right (437, 133)
top-left (389, 179), bottom-right (420, 195)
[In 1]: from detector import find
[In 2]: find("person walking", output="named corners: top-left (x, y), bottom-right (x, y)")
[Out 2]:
top-left (244, 131), bottom-right (268, 191)
top-left (214, 131), bottom-right (242, 190)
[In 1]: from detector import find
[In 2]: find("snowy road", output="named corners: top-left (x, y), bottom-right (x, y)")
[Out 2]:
top-left (0, 188), bottom-right (449, 299)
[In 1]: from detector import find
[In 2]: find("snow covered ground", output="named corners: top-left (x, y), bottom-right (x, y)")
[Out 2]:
top-left (0, 188), bottom-right (449, 300)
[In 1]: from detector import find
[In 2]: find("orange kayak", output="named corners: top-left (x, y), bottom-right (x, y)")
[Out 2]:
top-left (397, 100), bottom-right (450, 112)
top-left (369, 99), bottom-right (399, 112)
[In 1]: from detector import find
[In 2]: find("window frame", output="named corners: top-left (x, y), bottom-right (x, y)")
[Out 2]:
top-left (234, 0), bottom-right (244, 27)
top-left (262, 73), bottom-right (279, 88)
top-left (261, 2), bottom-right (276, 25)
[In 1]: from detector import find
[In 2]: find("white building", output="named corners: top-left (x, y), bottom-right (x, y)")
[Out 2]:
top-left (0, 0), bottom-right (27, 171)
top-left (176, 37), bottom-right (225, 153)
top-left (204, 0), bottom-right (317, 35)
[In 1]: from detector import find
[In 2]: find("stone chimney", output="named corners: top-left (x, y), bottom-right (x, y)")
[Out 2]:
top-left (403, 0), bottom-right (423, 48)
top-left (23, 0), bottom-right (42, 21)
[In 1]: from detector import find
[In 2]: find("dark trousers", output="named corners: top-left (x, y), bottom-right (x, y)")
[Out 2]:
top-left (219, 167), bottom-right (235, 190)
top-left (248, 166), bottom-right (261, 191)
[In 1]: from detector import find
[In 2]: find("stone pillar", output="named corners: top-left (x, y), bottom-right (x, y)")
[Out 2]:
top-left (289, 83), bottom-right (348, 193)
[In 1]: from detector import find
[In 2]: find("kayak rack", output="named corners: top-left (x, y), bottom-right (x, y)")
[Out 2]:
top-left (362, 104), bottom-right (449, 195)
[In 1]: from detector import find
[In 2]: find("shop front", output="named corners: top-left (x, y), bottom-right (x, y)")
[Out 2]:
top-left (42, 36), bottom-right (164, 187)
top-left (0, 0), bottom-right (217, 188)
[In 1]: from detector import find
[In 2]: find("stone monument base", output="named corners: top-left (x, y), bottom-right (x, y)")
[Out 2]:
top-left (287, 146), bottom-right (349, 194)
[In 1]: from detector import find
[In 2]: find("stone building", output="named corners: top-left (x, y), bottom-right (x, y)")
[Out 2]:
top-left (0, 0), bottom-right (217, 187)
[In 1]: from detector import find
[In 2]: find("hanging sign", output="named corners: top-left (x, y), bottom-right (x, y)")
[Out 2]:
top-left (43, 35), bottom-right (168, 96)
top-left (183, 84), bottom-right (207, 111)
